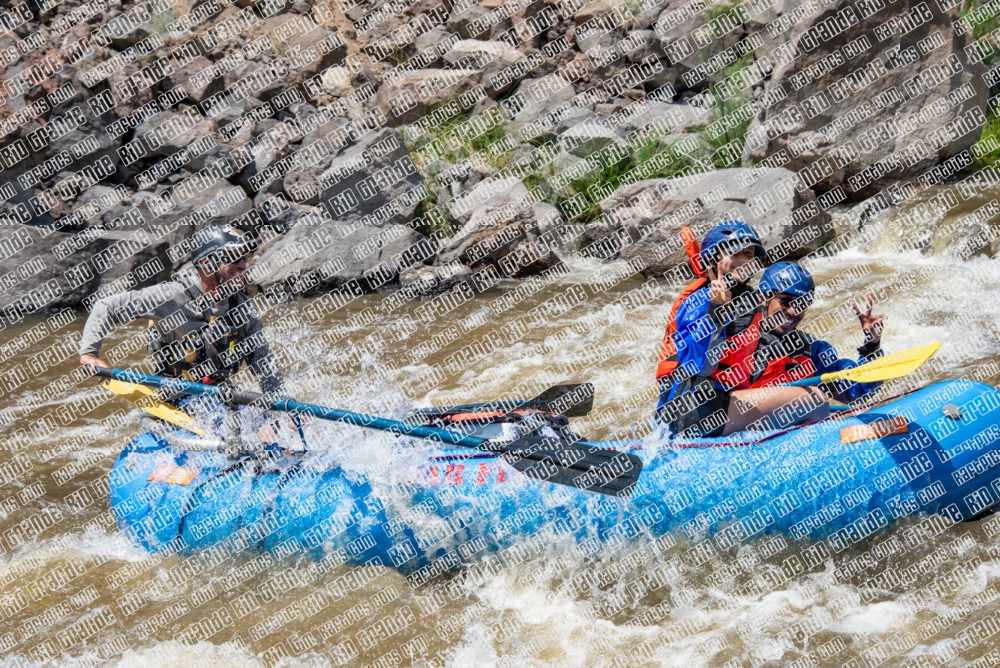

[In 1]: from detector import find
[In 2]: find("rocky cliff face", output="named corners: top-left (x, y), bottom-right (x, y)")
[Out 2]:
top-left (0, 0), bottom-right (988, 314)
top-left (743, 0), bottom-right (989, 198)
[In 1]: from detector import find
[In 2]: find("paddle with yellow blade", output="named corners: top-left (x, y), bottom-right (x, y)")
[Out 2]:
top-left (101, 376), bottom-right (204, 435)
top-left (784, 342), bottom-right (941, 387)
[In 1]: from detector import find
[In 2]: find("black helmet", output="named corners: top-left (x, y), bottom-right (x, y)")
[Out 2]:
top-left (191, 226), bottom-right (255, 266)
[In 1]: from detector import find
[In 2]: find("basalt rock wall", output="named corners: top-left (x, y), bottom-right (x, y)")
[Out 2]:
top-left (0, 0), bottom-right (989, 315)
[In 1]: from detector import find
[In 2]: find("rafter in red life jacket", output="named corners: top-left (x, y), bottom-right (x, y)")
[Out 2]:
top-left (749, 331), bottom-right (817, 388)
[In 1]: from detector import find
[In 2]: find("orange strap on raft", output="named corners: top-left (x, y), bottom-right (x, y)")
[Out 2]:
top-left (681, 226), bottom-right (705, 278)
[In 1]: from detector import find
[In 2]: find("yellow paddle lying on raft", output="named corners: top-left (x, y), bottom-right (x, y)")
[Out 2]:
top-left (785, 342), bottom-right (942, 387)
top-left (101, 377), bottom-right (203, 435)
top-left (789, 342), bottom-right (942, 415)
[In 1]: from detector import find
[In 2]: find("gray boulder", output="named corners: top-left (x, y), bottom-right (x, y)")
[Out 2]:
top-left (443, 39), bottom-right (527, 97)
top-left (108, 63), bottom-right (157, 118)
top-left (133, 111), bottom-right (218, 158)
top-left (506, 75), bottom-right (579, 140)
top-left (251, 127), bottom-right (431, 290)
top-left (318, 127), bottom-right (425, 225)
top-left (449, 176), bottom-right (530, 227)
top-left (222, 61), bottom-right (288, 103)
top-left (140, 181), bottom-right (254, 237)
top-left (446, 6), bottom-right (493, 40)
top-left (161, 56), bottom-right (224, 104)
top-left (743, 0), bottom-right (988, 197)
top-left (533, 202), bottom-right (566, 237)
top-left (237, 119), bottom-right (301, 196)
top-left (443, 39), bottom-right (521, 68)
top-left (655, 0), bottom-right (745, 92)
top-left (376, 69), bottom-right (484, 125)
top-left (0, 221), bottom-right (173, 312)
top-left (251, 211), bottom-right (427, 294)
top-left (44, 65), bottom-right (121, 173)
top-left (415, 28), bottom-right (460, 62)
top-left (553, 106), bottom-right (602, 135)
top-left (600, 167), bottom-right (834, 277)
top-left (399, 261), bottom-right (473, 295)
top-left (261, 15), bottom-right (346, 78)
top-left (438, 199), bottom-right (560, 278)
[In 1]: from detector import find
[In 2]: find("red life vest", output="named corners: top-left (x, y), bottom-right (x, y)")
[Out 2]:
top-left (711, 312), bottom-right (764, 391)
top-left (750, 351), bottom-right (816, 388)
top-left (656, 279), bottom-right (764, 391)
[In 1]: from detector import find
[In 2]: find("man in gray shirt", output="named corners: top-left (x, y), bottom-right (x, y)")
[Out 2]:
top-left (79, 226), bottom-right (284, 396)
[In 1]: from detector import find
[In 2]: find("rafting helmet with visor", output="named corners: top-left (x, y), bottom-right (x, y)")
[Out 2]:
top-left (191, 226), bottom-right (255, 271)
top-left (699, 221), bottom-right (769, 272)
top-left (758, 262), bottom-right (815, 303)
top-left (147, 226), bottom-right (256, 380)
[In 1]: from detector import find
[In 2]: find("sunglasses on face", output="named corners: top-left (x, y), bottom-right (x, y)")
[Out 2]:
top-left (214, 251), bottom-right (248, 265)
top-left (774, 293), bottom-right (812, 310)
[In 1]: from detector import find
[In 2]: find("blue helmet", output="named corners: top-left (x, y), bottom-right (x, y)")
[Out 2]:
top-left (758, 262), bottom-right (815, 299)
top-left (699, 221), bottom-right (768, 269)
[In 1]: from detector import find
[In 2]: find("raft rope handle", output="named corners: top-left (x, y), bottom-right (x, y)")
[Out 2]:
top-left (174, 453), bottom-right (262, 542)
top-left (663, 386), bottom-right (927, 449)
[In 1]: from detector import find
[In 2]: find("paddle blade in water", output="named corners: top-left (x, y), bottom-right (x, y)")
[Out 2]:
top-left (534, 383), bottom-right (595, 417)
top-left (493, 436), bottom-right (643, 497)
top-left (820, 342), bottom-right (942, 385)
top-left (415, 382), bottom-right (596, 418)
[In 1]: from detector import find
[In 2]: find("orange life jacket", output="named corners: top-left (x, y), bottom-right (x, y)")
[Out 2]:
top-left (656, 279), bottom-right (764, 391)
top-left (656, 278), bottom-right (708, 381)
top-left (750, 350), bottom-right (816, 388)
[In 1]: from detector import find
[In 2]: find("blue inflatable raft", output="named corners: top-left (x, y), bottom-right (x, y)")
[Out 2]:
top-left (109, 379), bottom-right (1000, 572)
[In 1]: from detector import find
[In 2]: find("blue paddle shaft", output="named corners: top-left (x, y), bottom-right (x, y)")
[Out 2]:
top-left (101, 368), bottom-right (488, 448)
top-left (274, 398), bottom-right (488, 447)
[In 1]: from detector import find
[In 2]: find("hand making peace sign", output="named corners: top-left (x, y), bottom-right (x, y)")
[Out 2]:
top-left (706, 262), bottom-right (731, 306)
top-left (851, 291), bottom-right (886, 345)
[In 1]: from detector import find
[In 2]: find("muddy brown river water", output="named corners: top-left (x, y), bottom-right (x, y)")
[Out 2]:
top-left (6, 195), bottom-right (1000, 667)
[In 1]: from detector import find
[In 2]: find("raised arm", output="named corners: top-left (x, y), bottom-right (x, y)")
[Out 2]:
top-left (79, 283), bottom-right (179, 372)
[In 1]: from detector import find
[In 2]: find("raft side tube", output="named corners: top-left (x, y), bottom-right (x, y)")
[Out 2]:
top-left (107, 380), bottom-right (1000, 568)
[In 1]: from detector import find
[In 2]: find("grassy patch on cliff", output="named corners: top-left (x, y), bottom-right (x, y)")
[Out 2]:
top-left (971, 108), bottom-right (1000, 169)
top-left (405, 107), bottom-right (514, 172)
top-left (402, 94), bottom-right (727, 227)
top-left (959, 1), bottom-right (1000, 68)
top-left (555, 139), bottom-right (708, 223)
top-left (696, 55), bottom-right (757, 168)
